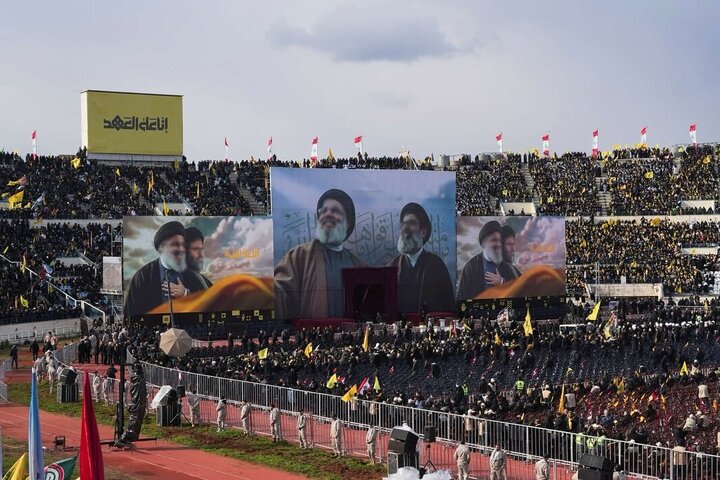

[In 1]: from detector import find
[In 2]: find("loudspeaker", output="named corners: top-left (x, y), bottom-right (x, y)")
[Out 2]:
top-left (156, 403), bottom-right (180, 426)
top-left (59, 368), bottom-right (77, 385)
top-left (424, 425), bottom-right (436, 443)
top-left (578, 454), bottom-right (614, 472)
top-left (152, 387), bottom-right (179, 407)
top-left (577, 469), bottom-right (612, 480)
top-left (388, 427), bottom-right (419, 455)
top-left (57, 384), bottom-right (79, 403)
top-left (176, 385), bottom-right (186, 398)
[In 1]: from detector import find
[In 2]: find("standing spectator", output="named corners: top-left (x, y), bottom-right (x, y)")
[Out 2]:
top-left (29, 339), bottom-right (39, 361)
top-left (366, 422), bottom-right (377, 465)
top-left (490, 444), bottom-right (507, 480)
top-left (106, 364), bottom-right (117, 392)
top-left (101, 374), bottom-right (112, 405)
top-left (10, 344), bottom-right (18, 369)
top-left (330, 413), bottom-right (342, 458)
top-left (187, 387), bottom-right (201, 427)
top-left (92, 371), bottom-right (101, 402)
top-left (535, 453), bottom-right (549, 480)
top-left (270, 403), bottom-right (281, 442)
top-left (241, 400), bottom-right (251, 436)
top-left (216, 397), bottom-right (227, 432)
top-left (297, 408), bottom-right (308, 449)
top-left (454, 438), bottom-right (471, 480)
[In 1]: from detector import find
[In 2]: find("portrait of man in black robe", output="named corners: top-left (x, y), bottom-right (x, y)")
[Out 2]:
top-left (387, 202), bottom-right (455, 314)
top-left (124, 221), bottom-right (208, 317)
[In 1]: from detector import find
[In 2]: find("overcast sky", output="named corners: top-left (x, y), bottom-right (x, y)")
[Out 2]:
top-left (2, 1), bottom-right (719, 161)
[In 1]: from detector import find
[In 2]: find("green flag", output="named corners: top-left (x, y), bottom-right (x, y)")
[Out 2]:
top-left (43, 456), bottom-right (77, 480)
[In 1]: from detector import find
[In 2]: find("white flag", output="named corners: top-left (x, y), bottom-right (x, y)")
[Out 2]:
top-left (496, 132), bottom-right (503, 153)
top-left (689, 124), bottom-right (697, 145)
top-left (640, 127), bottom-right (647, 146)
top-left (354, 135), bottom-right (363, 155)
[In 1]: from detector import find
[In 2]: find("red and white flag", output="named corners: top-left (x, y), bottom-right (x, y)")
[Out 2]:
top-left (357, 377), bottom-right (371, 395)
top-left (31, 130), bottom-right (37, 159)
top-left (267, 137), bottom-right (273, 160)
top-left (224, 137), bottom-right (229, 160)
top-left (591, 130), bottom-right (599, 157)
top-left (496, 132), bottom-right (503, 153)
top-left (310, 136), bottom-right (318, 165)
top-left (354, 135), bottom-right (363, 155)
top-left (689, 124), bottom-right (697, 145)
top-left (541, 134), bottom-right (550, 156)
top-left (640, 127), bottom-right (647, 146)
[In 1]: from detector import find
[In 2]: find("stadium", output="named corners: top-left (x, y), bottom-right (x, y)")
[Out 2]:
top-left (2, 3), bottom-right (720, 480)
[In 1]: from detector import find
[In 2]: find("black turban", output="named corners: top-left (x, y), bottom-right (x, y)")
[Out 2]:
top-left (400, 202), bottom-right (431, 244)
top-left (478, 220), bottom-right (502, 245)
top-left (316, 189), bottom-right (355, 240)
top-left (154, 221), bottom-right (185, 251)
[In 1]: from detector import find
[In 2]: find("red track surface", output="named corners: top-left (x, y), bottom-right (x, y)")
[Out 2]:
top-left (2, 352), bottom-right (306, 480)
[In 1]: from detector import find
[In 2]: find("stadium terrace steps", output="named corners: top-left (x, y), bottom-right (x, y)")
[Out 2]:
top-left (595, 177), bottom-right (611, 215)
top-left (520, 163), bottom-right (539, 204)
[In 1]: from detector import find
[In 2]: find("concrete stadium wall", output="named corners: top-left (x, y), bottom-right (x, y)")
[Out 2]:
top-left (0, 317), bottom-right (82, 343)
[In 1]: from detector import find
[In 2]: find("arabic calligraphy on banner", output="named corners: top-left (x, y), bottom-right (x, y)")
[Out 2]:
top-left (83, 90), bottom-right (183, 156)
top-left (103, 115), bottom-right (169, 132)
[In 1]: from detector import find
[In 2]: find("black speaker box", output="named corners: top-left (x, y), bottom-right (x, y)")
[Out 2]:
top-left (424, 425), bottom-right (436, 443)
top-left (577, 468), bottom-right (612, 480)
top-left (578, 454), bottom-right (614, 472)
top-left (59, 368), bottom-right (77, 385)
top-left (156, 403), bottom-right (180, 426)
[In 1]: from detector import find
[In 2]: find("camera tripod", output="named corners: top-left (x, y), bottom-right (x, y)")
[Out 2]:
top-left (169, 397), bottom-right (193, 427)
top-left (421, 443), bottom-right (436, 473)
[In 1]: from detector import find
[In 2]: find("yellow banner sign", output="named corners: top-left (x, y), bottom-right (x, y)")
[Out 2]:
top-left (83, 90), bottom-right (183, 155)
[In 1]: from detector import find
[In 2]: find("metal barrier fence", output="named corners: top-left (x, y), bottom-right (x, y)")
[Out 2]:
top-left (53, 342), bottom-right (720, 479)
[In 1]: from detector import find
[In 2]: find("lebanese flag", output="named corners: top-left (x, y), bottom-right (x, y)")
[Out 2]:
top-left (310, 136), bottom-right (318, 164)
top-left (357, 377), bottom-right (371, 395)
top-left (640, 127), bottom-right (647, 146)
top-left (267, 137), bottom-right (273, 160)
top-left (31, 130), bottom-right (37, 159)
top-left (689, 124), bottom-right (697, 145)
top-left (541, 134), bottom-right (550, 156)
top-left (496, 133), bottom-right (503, 153)
top-left (591, 130), bottom-right (599, 157)
top-left (354, 135), bottom-right (363, 155)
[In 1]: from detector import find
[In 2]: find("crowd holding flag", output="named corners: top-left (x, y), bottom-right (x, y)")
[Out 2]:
top-left (31, 130), bottom-right (37, 159)
top-left (258, 347), bottom-right (268, 360)
top-left (354, 135), bottom-right (363, 156)
top-left (310, 136), bottom-right (318, 165)
top-left (523, 308), bottom-right (533, 337)
top-left (341, 384), bottom-right (357, 403)
top-left (586, 300), bottom-right (601, 321)
top-left (689, 123), bottom-right (697, 145)
top-left (304, 342), bottom-right (313, 358)
top-left (541, 133), bottom-right (550, 156)
top-left (362, 325), bottom-right (370, 352)
top-left (591, 130), bottom-right (599, 157)
top-left (70, 157), bottom-right (81, 169)
top-left (496, 132), bottom-right (503, 153)
top-left (326, 373), bottom-right (338, 389)
top-left (640, 126), bottom-right (647, 145)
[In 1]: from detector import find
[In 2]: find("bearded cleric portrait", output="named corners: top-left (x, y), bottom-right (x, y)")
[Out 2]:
top-left (388, 202), bottom-right (454, 313)
top-left (274, 188), bottom-right (365, 319)
top-left (123, 221), bottom-right (207, 317)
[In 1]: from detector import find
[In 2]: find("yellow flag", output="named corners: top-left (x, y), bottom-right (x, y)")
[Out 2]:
top-left (617, 378), bottom-right (625, 394)
top-left (494, 333), bottom-right (501, 345)
top-left (2, 246), bottom-right (8, 255)
top-left (132, 181), bottom-right (139, 195)
top-left (19, 295), bottom-right (29, 308)
top-left (586, 301), bottom-right (601, 321)
top-left (7, 190), bottom-right (24, 209)
top-left (558, 384), bottom-right (566, 414)
top-left (304, 343), bottom-right (312, 358)
top-left (20, 254), bottom-right (27, 273)
top-left (147, 171), bottom-right (154, 195)
top-left (328, 148), bottom-right (335, 160)
top-left (115, 167), bottom-right (121, 177)
top-left (546, 196), bottom-right (553, 204)
top-left (644, 171), bottom-right (654, 179)
top-left (341, 384), bottom-right (358, 403)
top-left (326, 373), bottom-right (338, 389)
top-left (162, 199), bottom-right (169, 216)
top-left (70, 157), bottom-right (81, 169)
top-left (703, 155), bottom-right (711, 164)
top-left (679, 361), bottom-right (688, 376)
top-left (362, 325), bottom-right (370, 352)
top-left (373, 376), bottom-right (381, 392)
top-left (258, 348), bottom-right (268, 360)
top-left (523, 308), bottom-right (533, 337)
top-left (4, 452), bottom-right (28, 480)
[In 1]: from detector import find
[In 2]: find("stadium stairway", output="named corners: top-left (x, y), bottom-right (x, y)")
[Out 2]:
top-left (229, 171), bottom-right (266, 215)
top-left (119, 176), bottom-right (155, 211)
top-left (520, 163), bottom-right (539, 204)
top-left (595, 177), bottom-right (611, 215)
